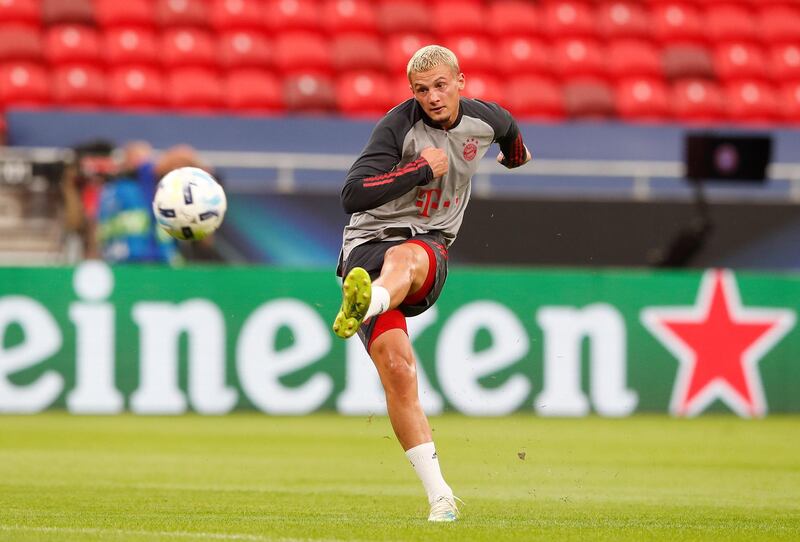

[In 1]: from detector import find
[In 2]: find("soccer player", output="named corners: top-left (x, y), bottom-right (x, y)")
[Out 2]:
top-left (332, 45), bottom-right (531, 522)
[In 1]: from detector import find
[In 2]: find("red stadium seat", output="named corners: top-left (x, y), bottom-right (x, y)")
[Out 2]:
top-left (42, 0), bottom-right (94, 25)
top-left (615, 77), bottom-right (671, 121)
top-left (770, 44), bottom-right (800, 82)
top-left (45, 25), bottom-right (101, 65)
top-left (385, 32), bottom-right (435, 75)
top-left (224, 68), bottom-right (283, 112)
top-left (165, 67), bottom-right (224, 109)
top-left (108, 65), bottom-right (165, 107)
top-left (52, 64), bottom-right (107, 106)
top-left (607, 40), bottom-right (661, 79)
top-left (336, 70), bottom-right (394, 118)
top-left (541, 0), bottom-right (596, 39)
top-left (462, 72), bottom-right (504, 104)
top-left (662, 44), bottom-right (714, 80)
top-left (94, 0), bottom-right (154, 29)
top-left (156, 0), bottom-right (209, 28)
top-left (714, 42), bottom-right (768, 82)
top-left (161, 28), bottom-right (216, 68)
top-left (671, 78), bottom-right (726, 121)
top-left (0, 25), bottom-right (43, 62)
top-left (651, 2), bottom-right (704, 44)
top-left (265, 0), bottom-right (320, 32)
top-left (283, 71), bottom-right (337, 112)
top-left (495, 36), bottom-right (552, 76)
top-left (0, 61), bottom-right (49, 106)
top-left (779, 82), bottom-right (800, 123)
top-left (273, 31), bottom-right (332, 74)
top-left (442, 35), bottom-right (496, 74)
top-left (597, 1), bottom-right (650, 40)
top-left (321, 0), bottom-right (378, 34)
top-left (377, 1), bottom-right (430, 34)
top-left (758, 5), bottom-right (800, 45)
top-left (210, 0), bottom-right (265, 31)
top-left (486, 1), bottom-right (541, 38)
top-left (506, 74), bottom-right (565, 120)
top-left (431, 1), bottom-right (485, 37)
top-left (0, 0), bottom-right (41, 27)
top-left (332, 34), bottom-right (385, 72)
top-left (218, 30), bottom-right (273, 69)
top-left (552, 38), bottom-right (607, 80)
top-left (725, 80), bottom-right (780, 122)
top-left (563, 78), bottom-right (616, 118)
top-left (705, 4), bottom-right (756, 43)
top-left (104, 27), bottom-right (159, 67)
top-left (389, 72), bottom-right (412, 105)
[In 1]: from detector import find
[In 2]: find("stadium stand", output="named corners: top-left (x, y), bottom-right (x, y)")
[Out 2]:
top-left (41, 0), bottom-right (94, 26)
top-left (0, 61), bottom-right (49, 105)
top-left (44, 24), bottom-right (101, 64)
top-left (224, 68), bottom-right (283, 111)
top-left (52, 64), bottom-right (107, 106)
top-left (321, 0), bottom-right (378, 34)
top-left (165, 66), bottom-right (224, 109)
top-left (0, 0), bottom-right (41, 27)
top-left (486, 0), bottom-right (540, 37)
top-left (217, 29), bottom-right (273, 69)
top-left (108, 66), bottom-right (165, 107)
top-left (615, 76), bottom-right (671, 120)
top-left (0, 24), bottom-right (44, 62)
top-left (104, 27), bottom-right (160, 66)
top-left (0, 0), bottom-right (796, 124)
top-left (210, 0), bottom-right (266, 31)
top-left (94, 0), bottom-right (154, 28)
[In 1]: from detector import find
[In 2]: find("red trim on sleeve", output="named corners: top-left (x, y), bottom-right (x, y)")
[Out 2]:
top-left (362, 157), bottom-right (428, 188)
top-left (367, 309), bottom-right (408, 352)
top-left (402, 239), bottom-right (436, 305)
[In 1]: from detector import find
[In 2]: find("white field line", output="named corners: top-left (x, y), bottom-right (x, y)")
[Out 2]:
top-left (0, 524), bottom-right (350, 542)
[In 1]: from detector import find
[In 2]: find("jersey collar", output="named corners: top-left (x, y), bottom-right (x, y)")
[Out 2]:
top-left (418, 98), bottom-right (464, 131)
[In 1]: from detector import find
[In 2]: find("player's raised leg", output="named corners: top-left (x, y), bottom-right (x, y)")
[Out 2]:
top-left (333, 242), bottom-right (428, 339)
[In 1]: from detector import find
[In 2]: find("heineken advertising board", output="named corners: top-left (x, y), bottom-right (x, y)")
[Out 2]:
top-left (1, 261), bottom-right (799, 417)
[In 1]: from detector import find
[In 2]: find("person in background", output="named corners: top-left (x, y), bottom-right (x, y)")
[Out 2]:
top-left (61, 139), bottom-right (117, 261)
top-left (96, 143), bottom-right (209, 265)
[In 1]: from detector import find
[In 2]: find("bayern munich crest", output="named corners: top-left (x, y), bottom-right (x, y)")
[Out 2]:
top-left (463, 138), bottom-right (478, 161)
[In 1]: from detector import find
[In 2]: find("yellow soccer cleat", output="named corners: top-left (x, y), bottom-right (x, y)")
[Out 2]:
top-left (333, 267), bottom-right (372, 339)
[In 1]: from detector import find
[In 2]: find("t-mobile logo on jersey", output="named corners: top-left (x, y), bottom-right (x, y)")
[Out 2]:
top-left (416, 188), bottom-right (459, 217)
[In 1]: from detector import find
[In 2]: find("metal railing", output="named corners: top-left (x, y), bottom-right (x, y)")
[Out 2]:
top-left (6, 146), bottom-right (800, 203)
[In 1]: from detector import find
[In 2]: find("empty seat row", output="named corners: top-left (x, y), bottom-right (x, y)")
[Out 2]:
top-left (3, 25), bottom-right (800, 84)
top-left (2, 61), bottom-right (799, 124)
top-left (1, 0), bottom-right (800, 45)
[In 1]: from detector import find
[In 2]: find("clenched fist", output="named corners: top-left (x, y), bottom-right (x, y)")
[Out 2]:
top-left (420, 147), bottom-right (449, 178)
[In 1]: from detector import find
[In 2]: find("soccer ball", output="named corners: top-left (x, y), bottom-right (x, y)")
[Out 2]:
top-left (152, 167), bottom-right (227, 241)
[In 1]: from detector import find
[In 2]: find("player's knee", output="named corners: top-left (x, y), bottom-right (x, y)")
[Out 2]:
top-left (373, 345), bottom-right (416, 394)
top-left (385, 245), bottom-right (416, 270)
top-left (385, 245), bottom-right (419, 281)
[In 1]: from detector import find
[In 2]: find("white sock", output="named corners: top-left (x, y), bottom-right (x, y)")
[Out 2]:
top-left (405, 442), bottom-right (453, 504)
top-left (365, 285), bottom-right (390, 319)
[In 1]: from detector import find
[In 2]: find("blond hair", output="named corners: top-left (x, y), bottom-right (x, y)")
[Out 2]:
top-left (406, 45), bottom-right (460, 80)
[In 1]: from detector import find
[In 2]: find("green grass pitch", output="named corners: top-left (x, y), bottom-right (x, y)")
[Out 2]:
top-left (1, 414), bottom-right (798, 541)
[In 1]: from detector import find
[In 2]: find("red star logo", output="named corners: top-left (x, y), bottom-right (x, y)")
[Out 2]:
top-left (641, 270), bottom-right (795, 418)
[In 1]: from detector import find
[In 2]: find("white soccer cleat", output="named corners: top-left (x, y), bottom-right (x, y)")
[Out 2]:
top-left (427, 495), bottom-right (461, 522)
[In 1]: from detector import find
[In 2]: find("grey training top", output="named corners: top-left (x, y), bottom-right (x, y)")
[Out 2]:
top-left (337, 97), bottom-right (528, 274)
